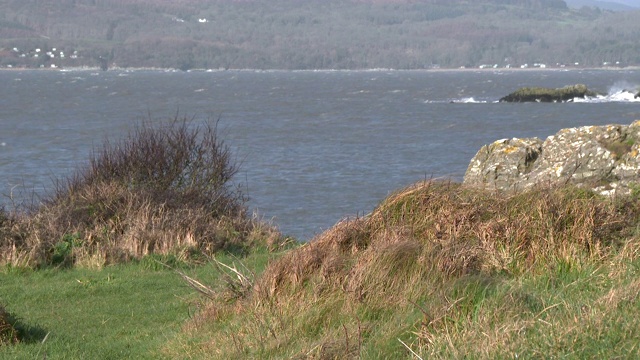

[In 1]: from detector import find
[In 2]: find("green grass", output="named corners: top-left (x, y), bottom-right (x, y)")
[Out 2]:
top-left (0, 248), bottom-right (278, 359)
top-left (0, 265), bottom-right (193, 359)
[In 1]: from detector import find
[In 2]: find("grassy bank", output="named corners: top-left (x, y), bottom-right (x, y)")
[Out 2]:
top-left (167, 181), bottom-right (640, 358)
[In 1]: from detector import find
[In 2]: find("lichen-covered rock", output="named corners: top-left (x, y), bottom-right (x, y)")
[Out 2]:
top-left (464, 120), bottom-right (640, 196)
top-left (464, 137), bottom-right (543, 190)
top-left (499, 84), bottom-right (598, 102)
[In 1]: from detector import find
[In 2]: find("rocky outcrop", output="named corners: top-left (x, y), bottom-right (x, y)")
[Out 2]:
top-left (464, 120), bottom-right (640, 196)
top-left (635, 91), bottom-right (640, 99)
top-left (499, 84), bottom-right (598, 102)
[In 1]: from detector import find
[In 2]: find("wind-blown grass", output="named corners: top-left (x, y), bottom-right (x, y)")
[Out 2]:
top-left (171, 180), bottom-right (640, 359)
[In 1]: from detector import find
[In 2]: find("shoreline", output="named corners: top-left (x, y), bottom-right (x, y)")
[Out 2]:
top-left (2, 65), bottom-right (640, 73)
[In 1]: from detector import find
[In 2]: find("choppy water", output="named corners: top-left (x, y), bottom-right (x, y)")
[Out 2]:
top-left (1, 69), bottom-right (640, 239)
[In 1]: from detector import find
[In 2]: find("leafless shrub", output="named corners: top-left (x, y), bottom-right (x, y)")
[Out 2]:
top-left (0, 116), bottom-right (277, 268)
top-left (56, 116), bottom-right (244, 219)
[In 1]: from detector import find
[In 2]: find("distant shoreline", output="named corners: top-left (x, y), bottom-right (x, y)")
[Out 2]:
top-left (2, 66), bottom-right (640, 73)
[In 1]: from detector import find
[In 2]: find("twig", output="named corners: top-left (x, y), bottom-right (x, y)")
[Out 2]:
top-left (154, 259), bottom-right (216, 299)
top-left (343, 323), bottom-right (349, 352)
top-left (398, 338), bottom-right (423, 360)
top-left (210, 256), bottom-right (252, 287)
top-left (41, 332), bottom-right (50, 344)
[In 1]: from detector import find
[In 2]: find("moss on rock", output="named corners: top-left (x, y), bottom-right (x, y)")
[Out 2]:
top-left (500, 84), bottom-right (598, 102)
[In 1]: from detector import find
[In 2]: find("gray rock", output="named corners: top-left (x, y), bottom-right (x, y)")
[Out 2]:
top-left (464, 137), bottom-right (543, 191)
top-left (499, 84), bottom-right (598, 103)
top-left (464, 120), bottom-right (640, 196)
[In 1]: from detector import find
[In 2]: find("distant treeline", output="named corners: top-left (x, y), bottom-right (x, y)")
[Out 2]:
top-left (0, 0), bottom-right (639, 70)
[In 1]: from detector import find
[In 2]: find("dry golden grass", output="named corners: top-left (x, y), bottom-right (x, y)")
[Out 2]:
top-left (175, 180), bottom-right (640, 358)
top-left (0, 191), bottom-right (281, 268)
top-left (256, 180), bottom-right (630, 300)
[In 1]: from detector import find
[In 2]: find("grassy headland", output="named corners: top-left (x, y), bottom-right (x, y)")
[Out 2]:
top-left (2, 118), bottom-right (640, 358)
top-left (168, 181), bottom-right (640, 358)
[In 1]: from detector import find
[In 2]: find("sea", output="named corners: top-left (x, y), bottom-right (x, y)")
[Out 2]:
top-left (1, 69), bottom-right (640, 240)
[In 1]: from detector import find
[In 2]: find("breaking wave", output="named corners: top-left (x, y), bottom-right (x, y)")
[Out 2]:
top-left (452, 97), bottom-right (491, 104)
top-left (574, 91), bottom-right (639, 103)
top-left (574, 82), bottom-right (640, 103)
top-left (426, 97), bottom-right (495, 104)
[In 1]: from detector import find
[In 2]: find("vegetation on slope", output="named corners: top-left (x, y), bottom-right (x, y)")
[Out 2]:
top-left (171, 180), bottom-right (640, 358)
top-left (1, 0), bottom-right (639, 69)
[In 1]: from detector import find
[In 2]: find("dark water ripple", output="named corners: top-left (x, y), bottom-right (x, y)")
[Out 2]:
top-left (1, 69), bottom-right (640, 239)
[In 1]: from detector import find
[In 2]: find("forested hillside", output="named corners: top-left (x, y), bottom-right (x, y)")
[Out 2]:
top-left (0, 0), bottom-right (639, 70)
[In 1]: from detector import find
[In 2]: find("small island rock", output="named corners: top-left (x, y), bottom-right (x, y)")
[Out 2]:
top-left (499, 84), bottom-right (598, 103)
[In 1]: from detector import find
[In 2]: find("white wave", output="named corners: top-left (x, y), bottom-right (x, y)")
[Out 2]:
top-left (424, 97), bottom-right (494, 104)
top-left (608, 81), bottom-right (638, 95)
top-left (573, 89), bottom-right (640, 103)
top-left (452, 97), bottom-right (489, 104)
top-left (607, 90), bottom-right (639, 102)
